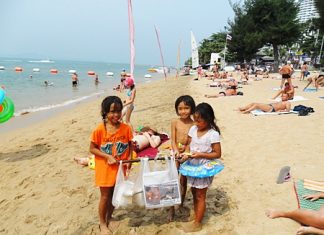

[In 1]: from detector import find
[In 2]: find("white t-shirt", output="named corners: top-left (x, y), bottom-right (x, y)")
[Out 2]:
top-left (188, 125), bottom-right (220, 153)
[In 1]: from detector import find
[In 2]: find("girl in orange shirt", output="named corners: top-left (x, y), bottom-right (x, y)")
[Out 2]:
top-left (90, 96), bottom-right (133, 235)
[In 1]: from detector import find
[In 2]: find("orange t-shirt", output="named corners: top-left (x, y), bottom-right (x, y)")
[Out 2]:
top-left (90, 122), bottom-right (133, 187)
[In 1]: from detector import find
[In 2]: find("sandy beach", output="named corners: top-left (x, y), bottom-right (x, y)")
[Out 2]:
top-left (1, 74), bottom-right (324, 234)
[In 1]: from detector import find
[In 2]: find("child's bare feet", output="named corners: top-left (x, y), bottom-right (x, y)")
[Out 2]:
top-left (178, 221), bottom-right (202, 232)
top-left (168, 207), bottom-right (175, 222)
top-left (74, 157), bottom-right (89, 166)
top-left (108, 220), bottom-right (120, 233)
top-left (265, 209), bottom-right (283, 219)
top-left (99, 224), bottom-right (112, 235)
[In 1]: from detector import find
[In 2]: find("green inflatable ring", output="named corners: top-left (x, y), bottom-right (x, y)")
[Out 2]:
top-left (0, 97), bottom-right (15, 123)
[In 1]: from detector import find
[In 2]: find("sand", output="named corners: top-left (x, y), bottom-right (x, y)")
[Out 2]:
top-left (0, 73), bottom-right (324, 235)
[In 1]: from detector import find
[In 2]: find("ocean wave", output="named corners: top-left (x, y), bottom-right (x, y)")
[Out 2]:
top-left (14, 91), bottom-right (104, 116)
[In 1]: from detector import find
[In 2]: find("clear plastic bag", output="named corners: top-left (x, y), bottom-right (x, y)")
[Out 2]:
top-left (142, 156), bottom-right (181, 209)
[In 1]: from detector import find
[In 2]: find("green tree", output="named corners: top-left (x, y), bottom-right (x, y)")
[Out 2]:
top-left (198, 32), bottom-right (235, 64)
top-left (314, 0), bottom-right (324, 31)
top-left (228, 0), bottom-right (301, 70)
top-left (247, 0), bottom-right (301, 70)
top-left (228, 1), bottom-right (263, 62)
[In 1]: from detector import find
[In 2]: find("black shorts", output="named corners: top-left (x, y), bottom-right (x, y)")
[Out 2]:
top-left (282, 74), bottom-right (290, 79)
top-left (72, 81), bottom-right (78, 86)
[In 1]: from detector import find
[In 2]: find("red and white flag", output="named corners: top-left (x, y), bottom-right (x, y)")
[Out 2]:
top-left (226, 34), bottom-right (232, 41)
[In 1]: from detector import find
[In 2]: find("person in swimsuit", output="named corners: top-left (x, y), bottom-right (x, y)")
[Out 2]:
top-left (238, 93), bottom-right (291, 114)
top-left (204, 79), bottom-right (240, 98)
top-left (272, 82), bottom-right (295, 100)
top-left (303, 73), bottom-right (324, 91)
top-left (279, 61), bottom-right (293, 88)
top-left (121, 77), bottom-right (136, 127)
top-left (71, 72), bottom-right (79, 87)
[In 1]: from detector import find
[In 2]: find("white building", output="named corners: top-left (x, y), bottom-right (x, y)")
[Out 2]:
top-left (297, 0), bottom-right (319, 23)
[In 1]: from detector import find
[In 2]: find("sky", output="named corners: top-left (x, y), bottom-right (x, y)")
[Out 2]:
top-left (0, 0), bottom-right (236, 66)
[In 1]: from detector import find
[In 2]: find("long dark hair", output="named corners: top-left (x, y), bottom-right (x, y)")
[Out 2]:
top-left (175, 95), bottom-right (196, 115)
top-left (101, 96), bottom-right (123, 124)
top-left (195, 102), bottom-right (220, 134)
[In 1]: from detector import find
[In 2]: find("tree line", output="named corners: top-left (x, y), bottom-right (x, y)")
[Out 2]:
top-left (189, 0), bottom-right (324, 71)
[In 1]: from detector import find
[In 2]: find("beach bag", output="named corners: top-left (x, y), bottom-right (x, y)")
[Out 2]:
top-left (293, 105), bottom-right (314, 116)
top-left (112, 161), bottom-right (134, 209)
top-left (142, 156), bottom-right (181, 209)
top-left (132, 158), bottom-right (150, 208)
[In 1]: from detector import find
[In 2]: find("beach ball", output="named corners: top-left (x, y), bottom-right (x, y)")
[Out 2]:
top-left (0, 97), bottom-right (15, 123)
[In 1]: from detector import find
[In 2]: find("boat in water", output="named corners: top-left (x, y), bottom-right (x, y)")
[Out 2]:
top-left (28, 59), bottom-right (55, 63)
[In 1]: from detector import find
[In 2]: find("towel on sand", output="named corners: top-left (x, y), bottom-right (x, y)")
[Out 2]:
top-left (294, 179), bottom-right (324, 210)
top-left (251, 109), bottom-right (298, 116)
top-left (273, 96), bottom-right (308, 102)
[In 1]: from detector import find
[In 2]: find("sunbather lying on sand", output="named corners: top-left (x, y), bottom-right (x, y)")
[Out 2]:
top-left (132, 126), bottom-right (161, 152)
top-left (266, 192), bottom-right (324, 235)
top-left (205, 79), bottom-right (243, 98)
top-left (238, 93), bottom-right (291, 114)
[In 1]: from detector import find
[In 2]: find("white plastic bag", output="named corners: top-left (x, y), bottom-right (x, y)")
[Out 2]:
top-left (112, 161), bottom-right (134, 209)
top-left (142, 156), bottom-right (181, 209)
top-left (132, 158), bottom-right (150, 208)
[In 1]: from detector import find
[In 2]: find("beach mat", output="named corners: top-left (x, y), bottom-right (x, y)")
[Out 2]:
top-left (304, 179), bottom-right (324, 192)
top-left (137, 134), bottom-right (169, 159)
top-left (274, 96), bottom-right (308, 102)
top-left (294, 179), bottom-right (324, 210)
top-left (304, 88), bottom-right (317, 92)
top-left (251, 109), bottom-right (298, 116)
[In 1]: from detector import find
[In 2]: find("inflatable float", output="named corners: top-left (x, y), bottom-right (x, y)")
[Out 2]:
top-left (0, 88), bottom-right (15, 123)
top-left (179, 159), bottom-right (224, 178)
top-left (50, 69), bottom-right (58, 74)
top-left (87, 71), bottom-right (96, 76)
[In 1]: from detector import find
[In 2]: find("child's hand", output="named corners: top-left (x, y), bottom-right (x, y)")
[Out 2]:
top-left (178, 153), bottom-right (191, 163)
top-left (191, 152), bottom-right (201, 158)
top-left (303, 194), bottom-right (321, 201)
top-left (106, 155), bottom-right (117, 165)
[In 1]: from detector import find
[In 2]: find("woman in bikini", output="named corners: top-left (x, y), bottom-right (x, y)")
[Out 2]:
top-left (238, 93), bottom-right (291, 114)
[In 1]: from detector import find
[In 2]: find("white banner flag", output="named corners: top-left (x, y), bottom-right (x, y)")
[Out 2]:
top-left (226, 34), bottom-right (232, 41)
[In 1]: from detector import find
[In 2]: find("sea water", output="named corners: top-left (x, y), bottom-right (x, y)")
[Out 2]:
top-left (0, 58), bottom-right (169, 115)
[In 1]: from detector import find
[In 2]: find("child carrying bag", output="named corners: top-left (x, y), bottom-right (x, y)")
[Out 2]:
top-left (112, 161), bottom-right (134, 209)
top-left (142, 156), bottom-right (181, 209)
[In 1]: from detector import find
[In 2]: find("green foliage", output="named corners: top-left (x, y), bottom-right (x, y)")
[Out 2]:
top-left (314, 0), bottom-right (324, 31)
top-left (228, 0), bottom-right (301, 70)
top-left (198, 32), bottom-right (235, 64)
top-left (297, 19), bottom-right (323, 63)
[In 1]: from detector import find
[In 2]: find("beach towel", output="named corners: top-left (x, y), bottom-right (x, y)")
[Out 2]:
top-left (304, 88), bottom-right (317, 92)
top-left (272, 87), bottom-right (281, 91)
top-left (294, 179), bottom-right (324, 210)
top-left (273, 96), bottom-right (308, 102)
top-left (304, 179), bottom-right (324, 192)
top-left (137, 134), bottom-right (169, 159)
top-left (250, 109), bottom-right (298, 116)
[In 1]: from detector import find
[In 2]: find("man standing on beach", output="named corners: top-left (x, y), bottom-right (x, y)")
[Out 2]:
top-left (279, 61), bottom-right (293, 88)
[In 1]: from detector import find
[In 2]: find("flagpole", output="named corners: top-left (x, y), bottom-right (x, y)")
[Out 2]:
top-left (319, 35), bottom-right (324, 64)
top-left (223, 39), bottom-right (227, 69)
top-left (176, 40), bottom-right (181, 79)
top-left (154, 25), bottom-right (167, 81)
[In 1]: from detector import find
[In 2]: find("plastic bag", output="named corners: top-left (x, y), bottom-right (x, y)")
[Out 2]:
top-left (112, 161), bottom-right (134, 209)
top-left (142, 156), bottom-right (181, 209)
top-left (132, 158), bottom-right (150, 208)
